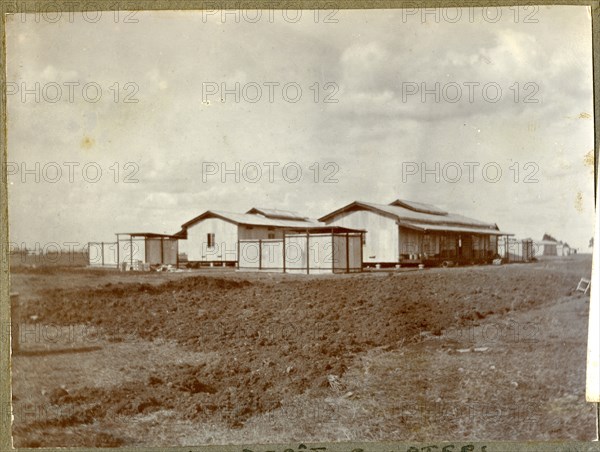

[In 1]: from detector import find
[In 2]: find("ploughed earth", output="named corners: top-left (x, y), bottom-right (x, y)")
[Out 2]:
top-left (9, 255), bottom-right (596, 446)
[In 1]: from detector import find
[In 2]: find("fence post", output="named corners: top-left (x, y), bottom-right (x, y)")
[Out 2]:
top-left (331, 232), bottom-right (335, 273)
top-left (282, 234), bottom-right (286, 273)
top-left (346, 233), bottom-right (350, 273)
top-left (360, 233), bottom-right (364, 272)
top-left (10, 293), bottom-right (20, 354)
top-left (306, 233), bottom-right (310, 274)
top-left (116, 235), bottom-right (120, 270)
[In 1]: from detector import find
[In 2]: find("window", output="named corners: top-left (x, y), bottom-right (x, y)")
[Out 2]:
top-left (207, 233), bottom-right (215, 248)
top-left (268, 233), bottom-right (275, 239)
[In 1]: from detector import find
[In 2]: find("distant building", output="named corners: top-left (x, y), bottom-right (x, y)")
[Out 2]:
top-left (538, 233), bottom-right (572, 256)
top-left (541, 233), bottom-right (558, 255)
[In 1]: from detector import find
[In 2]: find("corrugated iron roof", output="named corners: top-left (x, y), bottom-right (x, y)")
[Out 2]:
top-left (320, 200), bottom-right (501, 231)
top-left (246, 207), bottom-right (307, 221)
top-left (399, 222), bottom-right (512, 236)
top-left (182, 210), bottom-right (322, 230)
top-left (389, 199), bottom-right (448, 216)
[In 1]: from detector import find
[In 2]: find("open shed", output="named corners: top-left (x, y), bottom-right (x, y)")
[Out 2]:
top-left (237, 226), bottom-right (365, 274)
top-left (115, 232), bottom-right (179, 270)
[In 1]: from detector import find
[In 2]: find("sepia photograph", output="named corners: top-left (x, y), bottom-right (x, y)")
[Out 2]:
top-left (2, 2), bottom-right (598, 450)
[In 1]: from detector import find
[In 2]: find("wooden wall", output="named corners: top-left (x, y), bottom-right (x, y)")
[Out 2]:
top-left (145, 238), bottom-right (178, 265)
top-left (323, 209), bottom-right (397, 263)
top-left (238, 225), bottom-right (282, 240)
top-left (186, 219), bottom-right (288, 262)
top-left (186, 217), bottom-right (238, 262)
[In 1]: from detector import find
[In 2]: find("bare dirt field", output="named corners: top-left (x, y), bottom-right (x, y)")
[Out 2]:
top-left (9, 255), bottom-right (596, 447)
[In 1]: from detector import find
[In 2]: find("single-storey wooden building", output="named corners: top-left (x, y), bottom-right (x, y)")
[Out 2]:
top-left (319, 199), bottom-right (511, 266)
top-left (177, 208), bottom-right (364, 272)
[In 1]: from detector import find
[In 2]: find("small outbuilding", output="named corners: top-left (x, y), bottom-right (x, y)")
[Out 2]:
top-left (115, 232), bottom-right (179, 270)
top-left (88, 233), bottom-right (180, 270)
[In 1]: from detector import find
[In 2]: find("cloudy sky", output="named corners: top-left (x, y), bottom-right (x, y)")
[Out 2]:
top-left (6, 6), bottom-right (595, 252)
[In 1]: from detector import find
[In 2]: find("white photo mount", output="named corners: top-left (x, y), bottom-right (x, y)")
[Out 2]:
top-left (585, 162), bottom-right (600, 440)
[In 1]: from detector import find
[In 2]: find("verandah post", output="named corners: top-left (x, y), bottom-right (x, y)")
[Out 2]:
top-left (306, 232), bottom-right (310, 274)
top-left (455, 234), bottom-right (459, 261)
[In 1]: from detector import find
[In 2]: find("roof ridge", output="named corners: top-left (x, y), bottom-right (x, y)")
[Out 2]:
top-left (320, 200), bottom-right (497, 229)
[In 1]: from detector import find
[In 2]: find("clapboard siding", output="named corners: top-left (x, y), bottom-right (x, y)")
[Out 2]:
top-left (323, 209), bottom-right (397, 263)
top-left (186, 217), bottom-right (238, 262)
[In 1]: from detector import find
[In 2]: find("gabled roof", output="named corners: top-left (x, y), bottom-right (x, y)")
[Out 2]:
top-left (181, 210), bottom-right (321, 230)
top-left (319, 200), bottom-right (508, 234)
top-left (178, 210), bottom-right (364, 239)
top-left (535, 240), bottom-right (560, 246)
top-left (542, 233), bottom-right (558, 242)
top-left (246, 207), bottom-right (307, 221)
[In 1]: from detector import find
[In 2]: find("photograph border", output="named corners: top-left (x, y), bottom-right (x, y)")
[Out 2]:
top-left (1, 0), bottom-right (599, 451)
